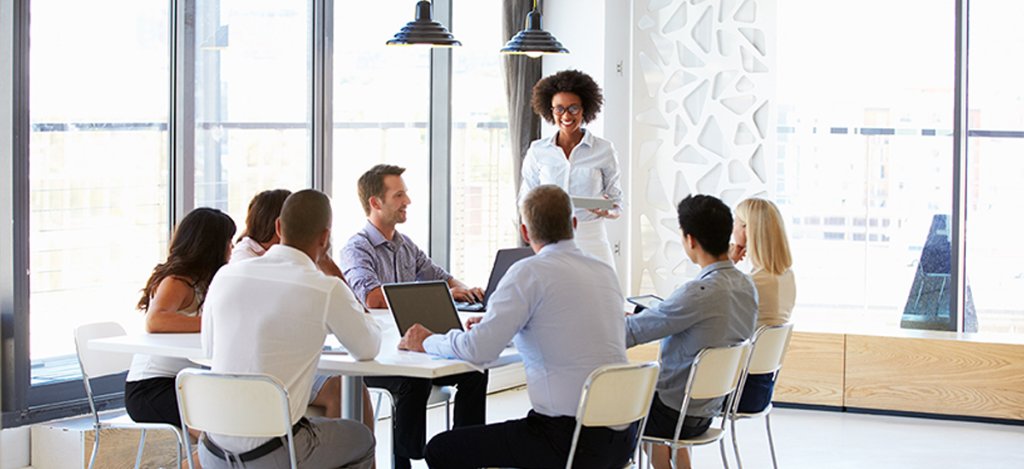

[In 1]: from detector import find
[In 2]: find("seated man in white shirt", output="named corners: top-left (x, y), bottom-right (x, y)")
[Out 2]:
top-left (200, 189), bottom-right (382, 468)
top-left (399, 184), bottom-right (638, 469)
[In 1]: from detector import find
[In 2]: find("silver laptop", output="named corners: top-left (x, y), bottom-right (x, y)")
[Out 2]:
top-left (382, 281), bottom-right (465, 336)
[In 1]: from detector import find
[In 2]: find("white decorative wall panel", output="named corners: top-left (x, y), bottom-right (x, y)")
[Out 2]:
top-left (631, 0), bottom-right (775, 295)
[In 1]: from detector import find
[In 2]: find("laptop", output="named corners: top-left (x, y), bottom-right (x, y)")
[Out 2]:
top-left (455, 247), bottom-right (534, 312)
top-left (382, 281), bottom-right (465, 336)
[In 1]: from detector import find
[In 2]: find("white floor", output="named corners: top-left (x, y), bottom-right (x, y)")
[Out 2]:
top-left (373, 387), bottom-right (1024, 469)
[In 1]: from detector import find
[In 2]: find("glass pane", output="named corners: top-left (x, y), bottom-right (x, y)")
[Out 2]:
top-left (332, 1), bottom-right (431, 247)
top-left (194, 0), bottom-right (312, 226)
top-left (450, 0), bottom-right (518, 286)
top-left (29, 0), bottom-right (170, 384)
top-left (775, 0), bottom-right (955, 331)
top-left (966, 1), bottom-right (1024, 334)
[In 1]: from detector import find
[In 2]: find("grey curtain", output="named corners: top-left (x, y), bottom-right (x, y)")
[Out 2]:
top-left (502, 0), bottom-right (543, 196)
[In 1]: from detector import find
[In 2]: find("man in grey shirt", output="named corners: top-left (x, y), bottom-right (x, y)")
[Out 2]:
top-left (626, 194), bottom-right (757, 469)
top-left (339, 164), bottom-right (487, 469)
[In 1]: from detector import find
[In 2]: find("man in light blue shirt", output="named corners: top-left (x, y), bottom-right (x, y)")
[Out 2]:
top-left (626, 194), bottom-right (757, 469)
top-left (399, 185), bottom-right (638, 469)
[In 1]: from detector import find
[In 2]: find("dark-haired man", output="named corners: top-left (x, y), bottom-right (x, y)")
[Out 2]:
top-left (340, 164), bottom-right (487, 469)
top-left (400, 185), bottom-right (637, 469)
top-left (626, 194), bottom-right (758, 469)
top-left (201, 189), bottom-right (379, 468)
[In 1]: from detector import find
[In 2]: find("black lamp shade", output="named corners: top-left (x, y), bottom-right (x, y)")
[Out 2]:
top-left (387, 0), bottom-right (461, 47)
top-left (501, 10), bottom-right (568, 57)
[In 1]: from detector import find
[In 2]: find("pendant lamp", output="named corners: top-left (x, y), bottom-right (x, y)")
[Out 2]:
top-left (387, 0), bottom-right (461, 47)
top-left (501, 0), bottom-right (568, 58)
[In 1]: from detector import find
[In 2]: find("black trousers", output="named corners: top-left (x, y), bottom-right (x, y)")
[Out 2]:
top-left (365, 371), bottom-right (487, 468)
top-left (424, 410), bottom-right (639, 469)
top-left (124, 377), bottom-right (181, 428)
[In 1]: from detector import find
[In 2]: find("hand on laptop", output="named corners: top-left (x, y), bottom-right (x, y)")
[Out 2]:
top-left (451, 286), bottom-right (485, 303)
top-left (465, 316), bottom-right (483, 330)
top-left (398, 323), bottom-right (433, 353)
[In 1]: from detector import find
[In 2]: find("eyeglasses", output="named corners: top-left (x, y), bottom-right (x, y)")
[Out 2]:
top-left (552, 104), bottom-right (582, 116)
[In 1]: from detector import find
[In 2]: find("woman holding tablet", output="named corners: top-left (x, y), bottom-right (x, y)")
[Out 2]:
top-left (519, 69), bottom-right (623, 267)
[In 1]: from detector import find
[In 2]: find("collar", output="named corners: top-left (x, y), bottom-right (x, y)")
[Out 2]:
top-left (542, 128), bottom-right (593, 149)
top-left (239, 236), bottom-right (267, 256)
top-left (265, 244), bottom-right (318, 270)
top-left (697, 260), bottom-right (735, 280)
top-left (537, 239), bottom-right (579, 255)
top-left (362, 220), bottom-right (403, 248)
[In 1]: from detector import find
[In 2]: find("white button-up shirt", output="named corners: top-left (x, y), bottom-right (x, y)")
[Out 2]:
top-left (423, 240), bottom-right (627, 418)
top-left (202, 245), bottom-right (382, 452)
top-left (518, 130), bottom-right (624, 222)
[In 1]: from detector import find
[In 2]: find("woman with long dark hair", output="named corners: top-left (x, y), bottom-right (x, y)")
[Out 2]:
top-left (124, 207), bottom-right (236, 428)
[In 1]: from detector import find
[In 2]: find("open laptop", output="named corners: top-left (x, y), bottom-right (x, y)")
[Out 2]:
top-left (454, 247), bottom-right (534, 312)
top-left (382, 281), bottom-right (465, 336)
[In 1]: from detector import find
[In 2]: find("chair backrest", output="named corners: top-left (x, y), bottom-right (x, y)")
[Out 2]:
top-left (74, 322), bottom-right (133, 379)
top-left (576, 361), bottom-right (660, 427)
top-left (176, 368), bottom-right (293, 438)
top-left (747, 323), bottom-right (794, 375)
top-left (688, 340), bottom-right (752, 400)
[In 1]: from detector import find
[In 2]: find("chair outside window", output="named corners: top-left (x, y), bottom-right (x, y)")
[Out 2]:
top-left (729, 323), bottom-right (794, 469)
top-left (640, 340), bottom-right (752, 469)
top-left (73, 322), bottom-right (185, 469)
top-left (566, 361), bottom-right (660, 469)
top-left (175, 368), bottom-right (298, 469)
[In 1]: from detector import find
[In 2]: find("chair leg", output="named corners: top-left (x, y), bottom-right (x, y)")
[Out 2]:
top-left (133, 429), bottom-right (147, 469)
top-left (765, 413), bottom-right (779, 469)
top-left (87, 424), bottom-right (101, 469)
top-left (731, 418), bottom-right (743, 469)
top-left (444, 399), bottom-right (452, 430)
top-left (719, 439), bottom-right (731, 469)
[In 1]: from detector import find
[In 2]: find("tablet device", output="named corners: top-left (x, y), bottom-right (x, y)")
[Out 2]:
top-left (571, 196), bottom-right (615, 210)
top-left (382, 281), bottom-right (465, 336)
top-left (627, 294), bottom-right (663, 312)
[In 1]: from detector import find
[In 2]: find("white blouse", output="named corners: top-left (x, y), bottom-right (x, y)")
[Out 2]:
top-left (518, 130), bottom-right (624, 222)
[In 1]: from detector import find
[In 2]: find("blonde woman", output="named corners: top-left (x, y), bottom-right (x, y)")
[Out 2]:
top-left (730, 197), bottom-right (796, 412)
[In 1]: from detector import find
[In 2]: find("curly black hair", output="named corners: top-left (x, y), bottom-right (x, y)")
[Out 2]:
top-left (530, 70), bottom-right (604, 125)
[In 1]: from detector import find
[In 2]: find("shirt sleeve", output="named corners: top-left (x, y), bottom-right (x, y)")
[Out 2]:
top-left (340, 236), bottom-right (380, 304)
top-left (200, 293), bottom-right (214, 358)
top-left (625, 281), bottom-right (707, 347)
top-left (325, 281), bottom-right (382, 361)
top-left (423, 265), bottom-right (531, 364)
top-left (600, 140), bottom-right (624, 209)
top-left (517, 145), bottom-right (541, 208)
top-left (411, 239), bottom-right (451, 282)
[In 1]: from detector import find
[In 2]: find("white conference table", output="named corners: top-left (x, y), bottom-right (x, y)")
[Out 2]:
top-left (90, 309), bottom-right (519, 422)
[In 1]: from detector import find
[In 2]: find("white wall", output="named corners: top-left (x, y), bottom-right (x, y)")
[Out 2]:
top-left (1, 427), bottom-right (31, 469)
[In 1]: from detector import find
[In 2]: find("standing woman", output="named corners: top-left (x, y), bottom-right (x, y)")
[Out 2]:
top-left (520, 69), bottom-right (623, 267)
top-left (124, 208), bottom-right (236, 428)
top-left (730, 197), bottom-right (796, 412)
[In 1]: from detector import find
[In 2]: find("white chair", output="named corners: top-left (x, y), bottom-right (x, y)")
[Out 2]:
top-left (73, 322), bottom-right (185, 469)
top-left (730, 323), bottom-right (794, 469)
top-left (640, 340), bottom-right (752, 469)
top-left (566, 361), bottom-right (660, 469)
top-left (176, 368), bottom-right (298, 469)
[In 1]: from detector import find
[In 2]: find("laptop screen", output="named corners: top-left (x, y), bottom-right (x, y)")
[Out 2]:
top-left (483, 247), bottom-right (534, 303)
top-left (382, 281), bottom-right (464, 336)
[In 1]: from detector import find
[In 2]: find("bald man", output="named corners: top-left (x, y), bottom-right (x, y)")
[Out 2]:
top-left (201, 189), bottom-right (381, 468)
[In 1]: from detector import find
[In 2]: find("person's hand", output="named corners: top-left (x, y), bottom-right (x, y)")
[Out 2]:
top-left (729, 242), bottom-right (747, 264)
top-left (451, 286), bottom-right (485, 303)
top-left (588, 196), bottom-right (621, 220)
top-left (465, 316), bottom-right (484, 330)
top-left (398, 324), bottom-right (432, 353)
top-left (317, 252), bottom-right (344, 279)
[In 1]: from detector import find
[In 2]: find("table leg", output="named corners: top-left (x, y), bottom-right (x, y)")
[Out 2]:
top-left (342, 375), bottom-right (364, 423)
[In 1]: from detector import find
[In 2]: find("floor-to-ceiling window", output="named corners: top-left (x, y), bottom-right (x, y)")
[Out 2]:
top-left (28, 0), bottom-right (170, 387)
top-left (449, 0), bottom-right (518, 286)
top-left (774, 0), bottom-right (955, 331)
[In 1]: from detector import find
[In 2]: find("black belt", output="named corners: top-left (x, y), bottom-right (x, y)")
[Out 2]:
top-left (201, 417), bottom-right (309, 463)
